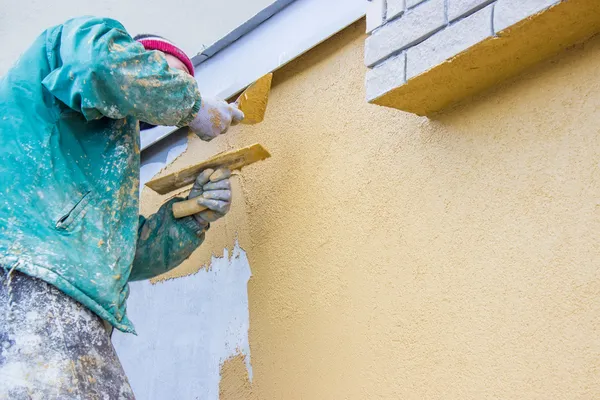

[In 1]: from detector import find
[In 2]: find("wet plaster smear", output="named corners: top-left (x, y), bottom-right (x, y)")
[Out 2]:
top-left (124, 19), bottom-right (600, 399)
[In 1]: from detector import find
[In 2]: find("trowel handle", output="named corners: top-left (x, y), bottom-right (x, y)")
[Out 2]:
top-left (172, 199), bottom-right (207, 219)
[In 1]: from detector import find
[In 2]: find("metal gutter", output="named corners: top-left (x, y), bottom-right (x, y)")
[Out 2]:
top-left (191, 0), bottom-right (297, 66)
top-left (141, 0), bottom-right (365, 151)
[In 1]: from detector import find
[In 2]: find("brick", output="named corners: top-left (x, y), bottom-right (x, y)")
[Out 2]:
top-left (387, 0), bottom-right (406, 20)
top-left (365, 0), bottom-right (446, 67)
top-left (407, 0), bottom-right (427, 8)
top-left (366, 53), bottom-right (406, 102)
top-left (366, 0), bottom-right (385, 33)
top-left (406, 4), bottom-right (493, 79)
top-left (494, 0), bottom-right (561, 32)
top-left (371, 0), bottom-right (600, 115)
top-left (448, 0), bottom-right (495, 22)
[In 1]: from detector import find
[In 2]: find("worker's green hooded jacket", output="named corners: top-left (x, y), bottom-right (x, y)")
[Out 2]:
top-left (0, 16), bottom-right (205, 333)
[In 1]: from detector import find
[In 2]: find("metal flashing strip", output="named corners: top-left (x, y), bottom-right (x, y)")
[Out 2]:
top-left (141, 0), bottom-right (364, 151)
top-left (191, 0), bottom-right (297, 66)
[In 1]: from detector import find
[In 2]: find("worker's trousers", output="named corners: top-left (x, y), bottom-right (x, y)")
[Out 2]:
top-left (0, 268), bottom-right (136, 399)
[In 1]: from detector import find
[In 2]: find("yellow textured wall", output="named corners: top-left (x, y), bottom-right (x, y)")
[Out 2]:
top-left (143, 20), bottom-right (600, 399)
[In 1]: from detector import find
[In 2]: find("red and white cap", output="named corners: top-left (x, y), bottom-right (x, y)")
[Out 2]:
top-left (136, 35), bottom-right (195, 77)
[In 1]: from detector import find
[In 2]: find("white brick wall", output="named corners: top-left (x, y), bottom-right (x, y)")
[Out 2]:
top-left (365, 0), bottom-right (445, 67)
top-left (364, 0), bottom-right (565, 105)
top-left (366, 54), bottom-right (406, 101)
top-left (448, 0), bottom-right (495, 22)
top-left (406, 0), bottom-right (427, 8)
top-left (406, 5), bottom-right (493, 78)
top-left (387, 0), bottom-right (406, 20)
top-left (366, 0), bottom-right (386, 33)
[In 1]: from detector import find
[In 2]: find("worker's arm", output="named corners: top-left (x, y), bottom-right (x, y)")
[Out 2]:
top-left (129, 168), bottom-right (231, 281)
top-left (129, 198), bottom-right (205, 281)
top-left (42, 16), bottom-right (200, 127)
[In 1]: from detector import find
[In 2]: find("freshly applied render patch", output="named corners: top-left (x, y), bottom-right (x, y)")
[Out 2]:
top-left (219, 353), bottom-right (257, 400)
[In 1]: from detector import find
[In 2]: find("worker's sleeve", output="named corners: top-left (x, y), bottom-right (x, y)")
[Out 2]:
top-left (42, 16), bottom-right (200, 127)
top-left (129, 198), bottom-right (206, 281)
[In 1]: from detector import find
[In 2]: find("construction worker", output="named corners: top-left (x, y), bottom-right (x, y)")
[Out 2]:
top-left (0, 16), bottom-right (243, 398)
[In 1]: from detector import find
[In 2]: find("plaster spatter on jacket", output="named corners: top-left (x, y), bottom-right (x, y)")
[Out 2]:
top-left (0, 16), bottom-right (203, 333)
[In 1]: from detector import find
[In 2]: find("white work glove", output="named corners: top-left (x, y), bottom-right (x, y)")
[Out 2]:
top-left (187, 168), bottom-right (232, 229)
top-left (188, 97), bottom-right (244, 141)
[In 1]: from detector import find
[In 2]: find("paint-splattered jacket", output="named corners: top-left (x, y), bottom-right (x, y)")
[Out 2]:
top-left (0, 16), bottom-right (205, 333)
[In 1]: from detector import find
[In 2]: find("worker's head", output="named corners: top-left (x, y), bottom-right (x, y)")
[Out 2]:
top-left (134, 34), bottom-right (195, 131)
top-left (134, 34), bottom-right (194, 76)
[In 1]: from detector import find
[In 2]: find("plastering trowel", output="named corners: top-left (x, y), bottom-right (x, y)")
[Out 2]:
top-left (146, 143), bottom-right (271, 217)
top-left (145, 74), bottom-right (273, 218)
top-left (235, 73), bottom-right (272, 124)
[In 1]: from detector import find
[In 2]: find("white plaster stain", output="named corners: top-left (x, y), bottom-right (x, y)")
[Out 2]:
top-left (112, 242), bottom-right (253, 400)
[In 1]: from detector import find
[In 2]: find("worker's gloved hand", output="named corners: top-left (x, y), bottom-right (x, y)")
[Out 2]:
top-left (187, 168), bottom-right (232, 229)
top-left (188, 97), bottom-right (244, 141)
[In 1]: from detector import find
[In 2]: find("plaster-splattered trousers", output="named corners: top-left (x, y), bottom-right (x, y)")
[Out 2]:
top-left (0, 269), bottom-right (136, 399)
